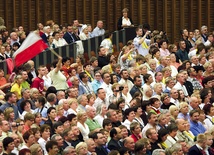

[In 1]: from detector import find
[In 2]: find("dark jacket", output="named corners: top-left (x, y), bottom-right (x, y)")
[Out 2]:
top-left (95, 146), bottom-right (108, 155)
top-left (63, 32), bottom-right (76, 44)
top-left (188, 145), bottom-right (204, 155)
top-left (130, 85), bottom-right (141, 97)
top-left (98, 56), bottom-right (109, 68)
top-left (184, 80), bottom-right (193, 96)
top-left (108, 138), bottom-right (123, 151)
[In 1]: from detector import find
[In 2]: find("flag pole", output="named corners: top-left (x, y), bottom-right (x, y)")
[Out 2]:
top-left (49, 48), bottom-right (60, 57)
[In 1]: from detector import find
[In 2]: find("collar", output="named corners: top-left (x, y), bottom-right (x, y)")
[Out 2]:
top-left (196, 143), bottom-right (203, 150)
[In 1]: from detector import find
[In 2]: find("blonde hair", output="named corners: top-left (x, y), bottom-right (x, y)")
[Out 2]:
top-left (67, 98), bottom-right (78, 106)
top-left (4, 107), bottom-right (14, 120)
top-left (30, 88), bottom-right (39, 96)
top-left (77, 111), bottom-right (87, 121)
top-left (13, 74), bottom-right (22, 84)
top-left (75, 142), bottom-right (87, 154)
top-left (169, 105), bottom-right (178, 115)
top-left (203, 61), bottom-right (212, 70)
top-left (55, 104), bottom-right (63, 113)
top-left (148, 59), bottom-right (157, 65)
top-left (153, 83), bottom-right (162, 90)
top-left (179, 102), bottom-right (189, 110)
top-left (197, 133), bottom-right (207, 143)
top-left (138, 64), bottom-right (147, 70)
top-left (122, 8), bottom-right (129, 13)
top-left (162, 66), bottom-right (171, 74)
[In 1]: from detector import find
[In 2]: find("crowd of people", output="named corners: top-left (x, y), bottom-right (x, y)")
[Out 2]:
top-left (0, 7), bottom-right (214, 155)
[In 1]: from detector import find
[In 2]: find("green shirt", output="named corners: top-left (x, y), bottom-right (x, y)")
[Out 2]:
top-left (21, 81), bottom-right (30, 89)
top-left (85, 118), bottom-right (101, 131)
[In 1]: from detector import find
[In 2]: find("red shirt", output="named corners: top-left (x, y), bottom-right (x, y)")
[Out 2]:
top-left (130, 134), bottom-right (142, 142)
top-left (31, 77), bottom-right (44, 93)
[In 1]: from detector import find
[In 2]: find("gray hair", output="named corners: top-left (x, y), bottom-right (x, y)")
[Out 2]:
top-left (69, 76), bottom-right (77, 82)
top-left (51, 134), bottom-right (61, 141)
top-left (165, 143), bottom-right (182, 155)
top-left (96, 104), bottom-right (106, 115)
top-left (201, 25), bottom-right (207, 31)
top-left (77, 94), bottom-right (86, 104)
top-left (152, 149), bottom-right (165, 155)
top-left (62, 146), bottom-right (75, 155)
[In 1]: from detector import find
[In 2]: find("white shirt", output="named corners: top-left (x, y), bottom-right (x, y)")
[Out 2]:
top-left (165, 135), bottom-right (177, 148)
top-left (94, 114), bottom-right (107, 127)
top-left (53, 38), bottom-right (67, 47)
top-left (204, 115), bottom-right (214, 130)
top-left (122, 17), bottom-right (132, 26)
top-left (142, 123), bottom-right (160, 138)
top-left (122, 119), bottom-right (132, 130)
top-left (67, 108), bottom-right (77, 115)
top-left (38, 137), bottom-right (49, 155)
top-left (93, 97), bottom-right (108, 109)
top-left (42, 75), bottom-right (52, 89)
top-left (100, 38), bottom-right (113, 54)
top-left (100, 82), bottom-right (113, 98)
top-left (173, 82), bottom-right (188, 96)
top-left (122, 93), bottom-right (132, 105)
top-left (77, 122), bottom-right (90, 141)
top-left (21, 110), bottom-right (34, 120)
top-left (170, 98), bottom-right (180, 107)
top-left (133, 36), bottom-right (151, 56)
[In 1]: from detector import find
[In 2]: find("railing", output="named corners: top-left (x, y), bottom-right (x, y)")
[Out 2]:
top-left (1, 27), bottom-right (137, 73)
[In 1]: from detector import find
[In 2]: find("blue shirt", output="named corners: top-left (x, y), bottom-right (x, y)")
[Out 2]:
top-left (0, 102), bottom-right (19, 120)
top-left (190, 120), bottom-right (206, 136)
top-left (177, 113), bottom-right (190, 121)
top-left (91, 80), bottom-right (102, 94)
top-left (92, 27), bottom-right (105, 37)
top-left (34, 107), bottom-right (48, 125)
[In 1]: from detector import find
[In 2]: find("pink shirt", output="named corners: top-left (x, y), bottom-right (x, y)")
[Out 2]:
top-left (160, 48), bottom-right (170, 57)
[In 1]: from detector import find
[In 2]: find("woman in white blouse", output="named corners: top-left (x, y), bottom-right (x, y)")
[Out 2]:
top-left (94, 104), bottom-right (108, 127)
top-left (117, 8), bottom-right (134, 30)
top-left (79, 25), bottom-right (90, 40)
top-left (77, 111), bottom-right (90, 141)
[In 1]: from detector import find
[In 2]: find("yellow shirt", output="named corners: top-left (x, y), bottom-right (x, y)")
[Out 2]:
top-left (11, 83), bottom-right (22, 99)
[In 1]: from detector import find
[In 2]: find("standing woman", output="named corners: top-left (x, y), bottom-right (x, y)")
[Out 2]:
top-left (117, 8), bottom-right (134, 30)
top-left (11, 75), bottom-right (23, 100)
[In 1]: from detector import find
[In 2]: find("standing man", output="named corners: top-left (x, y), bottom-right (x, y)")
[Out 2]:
top-left (31, 65), bottom-right (45, 94)
top-left (133, 27), bottom-right (151, 56)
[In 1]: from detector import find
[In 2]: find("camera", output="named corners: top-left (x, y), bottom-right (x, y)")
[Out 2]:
top-left (119, 86), bottom-right (124, 91)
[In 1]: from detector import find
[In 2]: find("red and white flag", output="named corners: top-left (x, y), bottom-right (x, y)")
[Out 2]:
top-left (13, 32), bottom-right (48, 67)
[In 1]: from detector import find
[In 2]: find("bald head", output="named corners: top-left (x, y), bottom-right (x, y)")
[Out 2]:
top-left (189, 96), bottom-right (199, 109)
top-left (176, 119), bottom-right (186, 131)
top-left (97, 21), bottom-right (103, 29)
top-left (124, 137), bottom-right (135, 151)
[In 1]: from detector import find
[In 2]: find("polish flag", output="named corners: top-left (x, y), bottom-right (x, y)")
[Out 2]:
top-left (13, 32), bottom-right (48, 67)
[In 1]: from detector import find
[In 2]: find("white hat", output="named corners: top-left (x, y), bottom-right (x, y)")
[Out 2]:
top-left (81, 24), bottom-right (88, 33)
